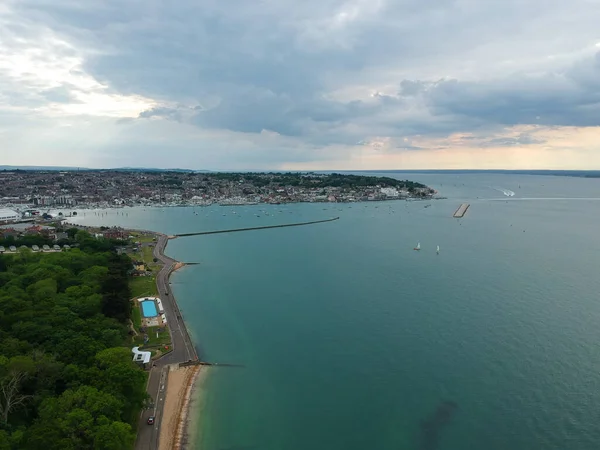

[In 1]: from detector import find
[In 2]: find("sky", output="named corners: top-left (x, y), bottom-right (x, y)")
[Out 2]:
top-left (1, 0), bottom-right (600, 170)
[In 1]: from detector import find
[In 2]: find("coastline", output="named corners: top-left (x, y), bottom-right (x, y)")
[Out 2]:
top-left (36, 192), bottom-right (439, 216)
top-left (156, 234), bottom-right (202, 450)
top-left (133, 231), bottom-right (202, 450)
top-left (158, 364), bottom-right (203, 450)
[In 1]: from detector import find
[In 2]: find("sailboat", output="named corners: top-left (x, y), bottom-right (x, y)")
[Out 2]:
top-left (414, 242), bottom-right (421, 251)
top-left (436, 245), bottom-right (440, 254)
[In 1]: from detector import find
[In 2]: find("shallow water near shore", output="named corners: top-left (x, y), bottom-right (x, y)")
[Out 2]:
top-left (72, 173), bottom-right (600, 450)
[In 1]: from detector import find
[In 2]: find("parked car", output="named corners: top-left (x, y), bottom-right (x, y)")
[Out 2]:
top-left (147, 416), bottom-right (155, 425)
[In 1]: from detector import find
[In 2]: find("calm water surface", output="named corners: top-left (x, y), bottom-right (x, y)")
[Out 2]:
top-left (73, 174), bottom-right (600, 450)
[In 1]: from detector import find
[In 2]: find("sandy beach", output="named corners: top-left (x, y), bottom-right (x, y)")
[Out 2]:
top-left (173, 261), bottom-right (186, 272)
top-left (159, 365), bottom-right (203, 450)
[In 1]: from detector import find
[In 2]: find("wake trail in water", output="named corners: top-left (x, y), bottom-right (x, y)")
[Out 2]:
top-left (491, 187), bottom-right (515, 197)
top-left (487, 197), bottom-right (600, 201)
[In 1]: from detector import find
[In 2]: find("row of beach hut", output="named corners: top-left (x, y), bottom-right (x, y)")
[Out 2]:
top-left (0, 244), bottom-right (71, 253)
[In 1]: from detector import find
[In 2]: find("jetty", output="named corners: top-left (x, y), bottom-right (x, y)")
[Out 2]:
top-left (453, 203), bottom-right (470, 218)
top-left (173, 217), bottom-right (340, 238)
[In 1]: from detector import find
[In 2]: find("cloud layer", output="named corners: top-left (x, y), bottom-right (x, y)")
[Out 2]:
top-left (1, 0), bottom-right (600, 169)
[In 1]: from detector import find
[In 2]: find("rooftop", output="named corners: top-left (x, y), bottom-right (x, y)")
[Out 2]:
top-left (0, 208), bottom-right (19, 216)
top-left (131, 346), bottom-right (151, 364)
top-left (0, 223), bottom-right (54, 231)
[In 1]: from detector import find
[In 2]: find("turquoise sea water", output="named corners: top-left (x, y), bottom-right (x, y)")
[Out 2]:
top-left (72, 173), bottom-right (600, 450)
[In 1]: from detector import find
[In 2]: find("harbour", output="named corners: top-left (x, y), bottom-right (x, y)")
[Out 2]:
top-left (66, 172), bottom-right (600, 450)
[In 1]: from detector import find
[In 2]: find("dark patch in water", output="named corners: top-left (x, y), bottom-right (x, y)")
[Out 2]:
top-left (418, 400), bottom-right (458, 450)
top-left (218, 447), bottom-right (258, 450)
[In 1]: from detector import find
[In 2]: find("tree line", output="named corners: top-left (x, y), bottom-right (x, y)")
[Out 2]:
top-left (198, 172), bottom-right (430, 190)
top-left (0, 231), bottom-right (145, 449)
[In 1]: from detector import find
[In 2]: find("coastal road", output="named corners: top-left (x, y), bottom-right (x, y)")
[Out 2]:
top-left (136, 367), bottom-right (168, 450)
top-left (152, 234), bottom-right (197, 366)
top-left (135, 234), bottom-right (198, 450)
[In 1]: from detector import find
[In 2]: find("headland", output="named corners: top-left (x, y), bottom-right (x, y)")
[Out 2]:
top-left (0, 171), bottom-right (435, 212)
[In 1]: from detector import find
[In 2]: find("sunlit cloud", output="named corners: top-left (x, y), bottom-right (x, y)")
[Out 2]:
top-left (0, 3), bottom-right (156, 119)
top-left (282, 126), bottom-right (600, 170)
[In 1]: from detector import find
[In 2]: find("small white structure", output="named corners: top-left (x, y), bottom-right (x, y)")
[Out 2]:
top-left (0, 208), bottom-right (19, 223)
top-left (132, 346), bottom-right (151, 365)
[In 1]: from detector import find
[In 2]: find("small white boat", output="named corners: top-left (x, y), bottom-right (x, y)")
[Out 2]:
top-left (436, 245), bottom-right (440, 254)
top-left (414, 242), bottom-right (421, 251)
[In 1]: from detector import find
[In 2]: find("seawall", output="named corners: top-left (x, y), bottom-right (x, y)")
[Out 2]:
top-left (174, 216), bottom-right (340, 238)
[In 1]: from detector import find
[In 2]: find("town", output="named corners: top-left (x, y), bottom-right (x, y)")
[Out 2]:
top-left (0, 170), bottom-right (435, 215)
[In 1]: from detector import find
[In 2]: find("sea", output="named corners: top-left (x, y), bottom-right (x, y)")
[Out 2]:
top-left (70, 172), bottom-right (600, 450)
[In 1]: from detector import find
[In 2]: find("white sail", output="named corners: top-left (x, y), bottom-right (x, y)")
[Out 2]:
top-left (416, 242), bottom-right (421, 250)
top-left (436, 245), bottom-right (440, 253)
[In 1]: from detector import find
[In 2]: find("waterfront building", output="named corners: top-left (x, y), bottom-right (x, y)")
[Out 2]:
top-left (0, 208), bottom-right (19, 223)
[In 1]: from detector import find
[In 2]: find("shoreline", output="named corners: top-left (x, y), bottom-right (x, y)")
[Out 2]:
top-left (28, 194), bottom-right (440, 216)
top-left (158, 365), bottom-right (203, 450)
top-left (155, 233), bottom-right (202, 450)
top-left (155, 233), bottom-right (199, 363)
top-left (132, 229), bottom-right (202, 450)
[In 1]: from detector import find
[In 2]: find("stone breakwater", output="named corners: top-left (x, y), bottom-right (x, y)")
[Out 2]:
top-left (453, 203), bottom-right (470, 218)
top-left (173, 216), bottom-right (340, 238)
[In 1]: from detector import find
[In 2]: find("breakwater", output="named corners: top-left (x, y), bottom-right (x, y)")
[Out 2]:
top-left (173, 216), bottom-right (340, 238)
top-left (453, 203), bottom-right (470, 218)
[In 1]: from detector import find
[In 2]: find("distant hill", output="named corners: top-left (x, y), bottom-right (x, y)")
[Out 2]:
top-left (1, 166), bottom-right (599, 178)
top-left (0, 165), bottom-right (88, 171)
top-left (0, 165), bottom-right (211, 173)
top-left (349, 169), bottom-right (600, 178)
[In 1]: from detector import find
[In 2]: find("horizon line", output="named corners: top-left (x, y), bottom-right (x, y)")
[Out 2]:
top-left (2, 166), bottom-right (600, 173)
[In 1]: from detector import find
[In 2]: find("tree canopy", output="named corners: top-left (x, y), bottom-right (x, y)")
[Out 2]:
top-left (0, 238), bottom-right (145, 449)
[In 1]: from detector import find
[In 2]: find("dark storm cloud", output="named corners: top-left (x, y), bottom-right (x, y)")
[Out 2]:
top-left (3, 0), bottom-right (600, 157)
top-left (426, 56), bottom-right (600, 128)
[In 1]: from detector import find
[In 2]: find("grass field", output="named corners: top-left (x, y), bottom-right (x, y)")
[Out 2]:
top-left (134, 325), bottom-right (172, 349)
top-left (129, 276), bottom-right (157, 298)
top-left (129, 231), bottom-right (157, 244)
top-left (131, 302), bottom-right (142, 329)
top-left (140, 246), bottom-right (159, 269)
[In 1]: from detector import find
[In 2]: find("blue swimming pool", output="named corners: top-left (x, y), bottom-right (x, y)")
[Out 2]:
top-left (141, 300), bottom-right (158, 318)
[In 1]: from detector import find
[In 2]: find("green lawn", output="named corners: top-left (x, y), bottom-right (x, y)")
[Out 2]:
top-left (131, 302), bottom-right (142, 329)
top-left (134, 325), bottom-right (172, 349)
top-left (140, 246), bottom-right (158, 268)
top-left (131, 233), bottom-right (157, 244)
top-left (129, 276), bottom-right (157, 298)
top-left (129, 243), bottom-right (159, 272)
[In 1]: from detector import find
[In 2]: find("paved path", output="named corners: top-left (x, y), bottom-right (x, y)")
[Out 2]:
top-left (135, 234), bottom-right (198, 450)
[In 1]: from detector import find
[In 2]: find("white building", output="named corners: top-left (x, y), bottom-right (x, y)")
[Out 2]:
top-left (380, 187), bottom-right (399, 198)
top-left (132, 346), bottom-right (151, 366)
top-left (0, 208), bottom-right (19, 224)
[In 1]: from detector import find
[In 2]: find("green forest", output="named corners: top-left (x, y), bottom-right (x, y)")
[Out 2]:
top-left (0, 232), bottom-right (146, 450)
top-left (207, 172), bottom-right (430, 190)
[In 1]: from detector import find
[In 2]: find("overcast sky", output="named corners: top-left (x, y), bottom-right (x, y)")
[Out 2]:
top-left (1, 0), bottom-right (599, 170)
